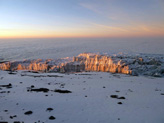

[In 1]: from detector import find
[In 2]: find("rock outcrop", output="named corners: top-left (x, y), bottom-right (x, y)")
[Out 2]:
top-left (0, 53), bottom-right (164, 77)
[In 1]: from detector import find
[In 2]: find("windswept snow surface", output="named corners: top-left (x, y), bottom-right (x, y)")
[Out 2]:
top-left (0, 70), bottom-right (164, 123)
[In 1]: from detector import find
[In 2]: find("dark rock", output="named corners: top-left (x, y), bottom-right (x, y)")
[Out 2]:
top-left (117, 96), bottom-right (126, 99)
top-left (60, 84), bottom-right (65, 88)
top-left (8, 71), bottom-right (17, 74)
top-left (21, 74), bottom-right (63, 78)
top-left (24, 111), bottom-right (33, 115)
top-left (49, 116), bottom-right (56, 120)
top-left (0, 91), bottom-right (7, 93)
top-left (46, 108), bottom-right (53, 112)
top-left (77, 74), bottom-right (93, 75)
top-left (54, 89), bottom-right (72, 93)
top-left (110, 95), bottom-right (118, 98)
top-left (117, 102), bottom-right (122, 104)
top-left (29, 88), bottom-right (49, 93)
top-left (31, 85), bottom-right (35, 88)
top-left (0, 83), bottom-right (12, 88)
top-left (10, 115), bottom-right (17, 119)
top-left (28, 70), bottom-right (39, 73)
top-left (47, 75), bottom-right (63, 77)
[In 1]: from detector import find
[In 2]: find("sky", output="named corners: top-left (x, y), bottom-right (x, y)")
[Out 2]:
top-left (0, 0), bottom-right (164, 38)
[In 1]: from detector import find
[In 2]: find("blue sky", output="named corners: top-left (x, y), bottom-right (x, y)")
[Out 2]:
top-left (0, 0), bottom-right (164, 38)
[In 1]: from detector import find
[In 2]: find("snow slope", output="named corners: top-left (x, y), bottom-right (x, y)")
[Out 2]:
top-left (0, 70), bottom-right (164, 123)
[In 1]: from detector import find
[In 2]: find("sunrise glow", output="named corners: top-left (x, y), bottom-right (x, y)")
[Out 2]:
top-left (0, 0), bottom-right (164, 38)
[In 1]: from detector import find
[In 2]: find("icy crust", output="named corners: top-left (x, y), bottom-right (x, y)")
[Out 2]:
top-left (0, 53), bottom-right (164, 77)
top-left (0, 57), bottom-right (73, 72)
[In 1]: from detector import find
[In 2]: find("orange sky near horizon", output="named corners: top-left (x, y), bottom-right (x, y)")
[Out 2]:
top-left (0, 0), bottom-right (164, 39)
top-left (0, 25), bottom-right (164, 39)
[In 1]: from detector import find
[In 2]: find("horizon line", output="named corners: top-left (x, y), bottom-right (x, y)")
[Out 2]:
top-left (0, 35), bottom-right (164, 39)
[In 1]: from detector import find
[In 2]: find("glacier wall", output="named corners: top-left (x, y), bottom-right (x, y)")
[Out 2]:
top-left (0, 53), bottom-right (164, 77)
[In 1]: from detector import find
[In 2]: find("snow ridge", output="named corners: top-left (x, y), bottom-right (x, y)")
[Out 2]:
top-left (0, 53), bottom-right (164, 77)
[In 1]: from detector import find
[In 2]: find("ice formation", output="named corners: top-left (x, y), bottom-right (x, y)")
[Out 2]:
top-left (0, 53), bottom-right (164, 77)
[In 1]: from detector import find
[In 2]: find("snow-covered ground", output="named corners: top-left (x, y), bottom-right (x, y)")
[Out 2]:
top-left (0, 70), bottom-right (164, 123)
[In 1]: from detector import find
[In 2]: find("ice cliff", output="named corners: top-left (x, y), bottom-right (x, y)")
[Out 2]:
top-left (0, 53), bottom-right (164, 77)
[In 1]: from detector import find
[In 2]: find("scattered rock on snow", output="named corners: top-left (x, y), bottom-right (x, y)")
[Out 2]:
top-left (49, 116), bottom-right (56, 120)
top-left (110, 95), bottom-right (118, 98)
top-left (117, 96), bottom-right (126, 99)
top-left (24, 111), bottom-right (33, 115)
top-left (46, 108), bottom-right (53, 112)
top-left (117, 102), bottom-right (123, 104)
top-left (28, 88), bottom-right (49, 93)
top-left (54, 89), bottom-right (72, 93)
top-left (0, 83), bottom-right (12, 88)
